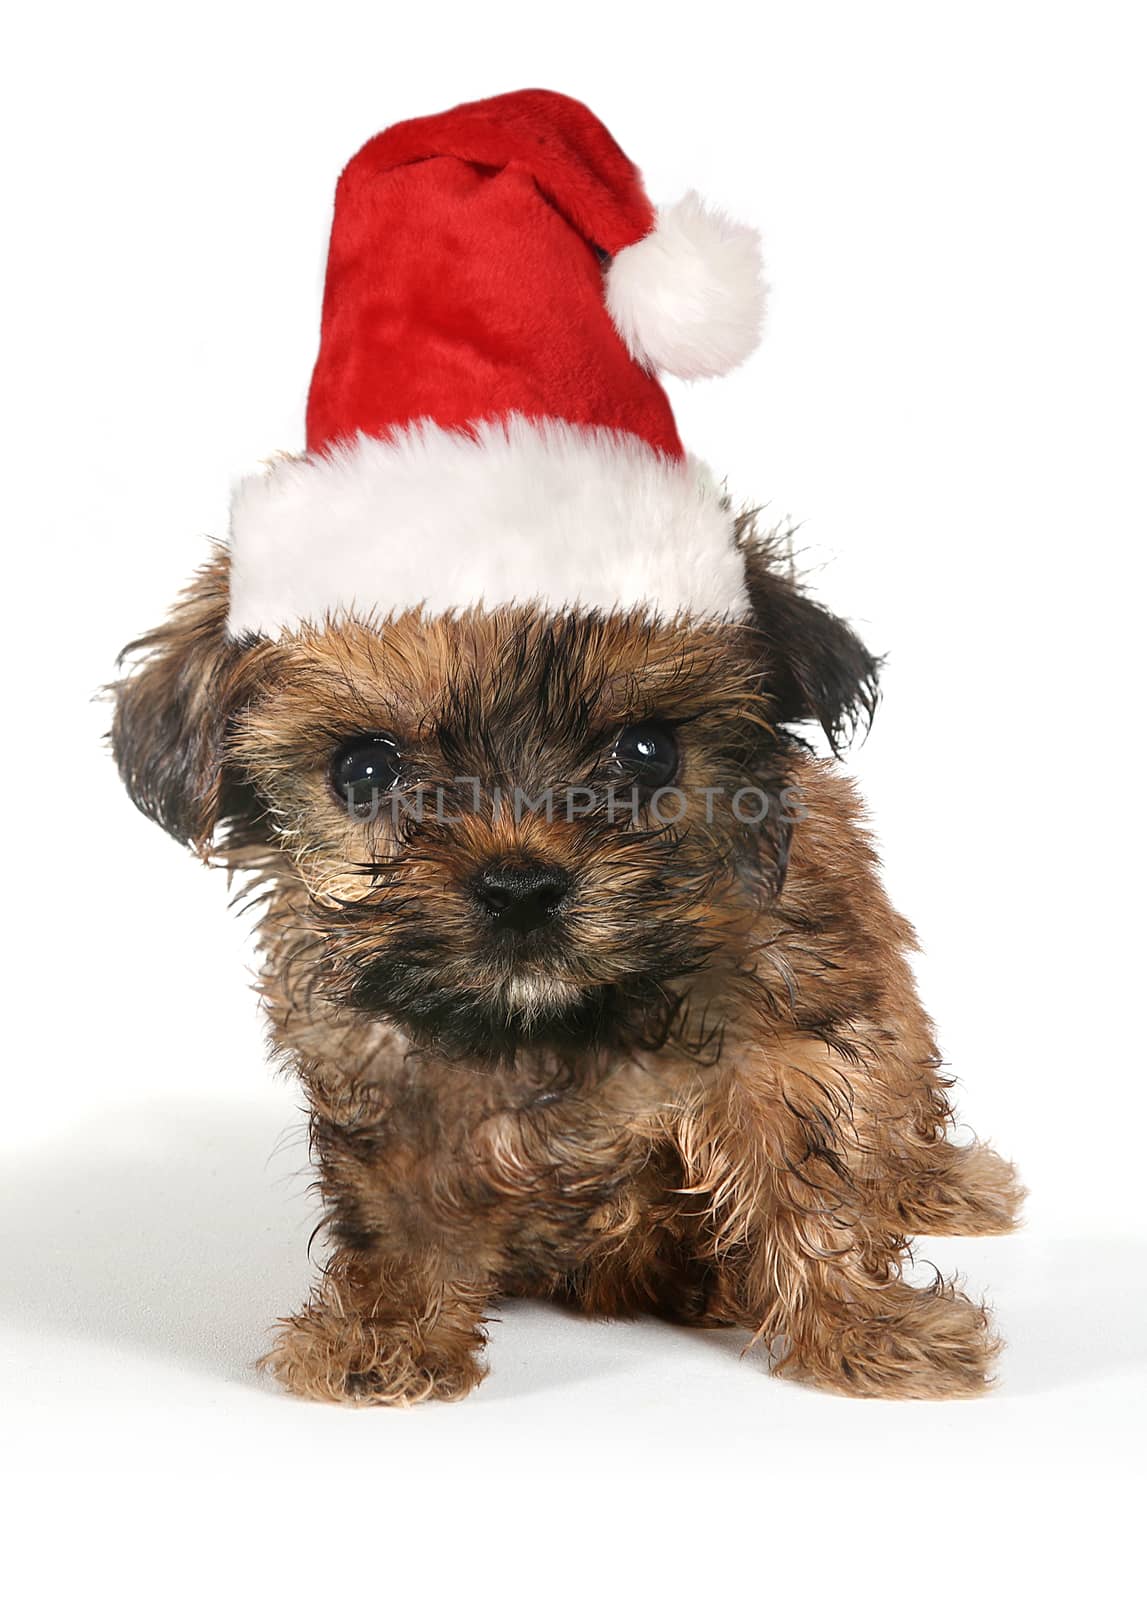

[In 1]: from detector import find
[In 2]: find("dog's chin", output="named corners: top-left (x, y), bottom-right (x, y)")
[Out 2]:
top-left (346, 958), bottom-right (674, 1064)
top-left (386, 984), bottom-right (621, 1063)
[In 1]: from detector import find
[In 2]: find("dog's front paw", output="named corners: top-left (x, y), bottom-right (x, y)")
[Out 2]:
top-left (259, 1301), bottom-right (487, 1407)
top-left (782, 1279), bottom-right (1001, 1400)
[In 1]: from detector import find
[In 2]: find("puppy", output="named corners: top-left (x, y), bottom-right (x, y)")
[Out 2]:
top-left (111, 527), bottom-right (1022, 1403)
top-left (111, 89), bottom-right (1022, 1402)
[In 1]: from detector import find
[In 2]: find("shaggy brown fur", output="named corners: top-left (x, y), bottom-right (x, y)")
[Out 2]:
top-left (111, 532), bottom-right (1022, 1404)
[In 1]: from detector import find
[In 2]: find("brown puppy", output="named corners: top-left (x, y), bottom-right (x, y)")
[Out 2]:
top-left (111, 526), bottom-right (1022, 1404)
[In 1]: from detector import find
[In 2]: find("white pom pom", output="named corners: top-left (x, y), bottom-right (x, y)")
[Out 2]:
top-left (605, 192), bottom-right (765, 380)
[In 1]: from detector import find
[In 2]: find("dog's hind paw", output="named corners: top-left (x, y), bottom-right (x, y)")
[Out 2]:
top-left (891, 1141), bottom-right (1026, 1238)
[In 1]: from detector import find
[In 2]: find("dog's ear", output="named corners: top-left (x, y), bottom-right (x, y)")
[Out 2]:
top-left (110, 546), bottom-right (273, 855)
top-left (741, 532), bottom-right (881, 752)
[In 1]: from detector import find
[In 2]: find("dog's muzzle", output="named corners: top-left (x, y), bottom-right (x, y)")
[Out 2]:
top-left (470, 861), bottom-right (573, 935)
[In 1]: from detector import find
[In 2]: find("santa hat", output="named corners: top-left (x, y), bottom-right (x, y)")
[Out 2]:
top-left (227, 89), bottom-right (765, 638)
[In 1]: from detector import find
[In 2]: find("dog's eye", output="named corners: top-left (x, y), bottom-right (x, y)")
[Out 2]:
top-left (611, 721), bottom-right (679, 789)
top-left (330, 735), bottom-right (402, 812)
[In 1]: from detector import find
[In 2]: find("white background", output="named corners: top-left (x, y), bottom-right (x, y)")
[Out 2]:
top-left (3, 1), bottom-right (1144, 1591)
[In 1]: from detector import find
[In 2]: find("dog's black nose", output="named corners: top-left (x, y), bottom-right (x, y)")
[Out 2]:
top-left (471, 863), bottom-right (572, 933)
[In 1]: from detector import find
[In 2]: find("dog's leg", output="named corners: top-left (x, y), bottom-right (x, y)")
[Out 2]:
top-left (259, 1247), bottom-right (490, 1406)
top-left (747, 1190), bottom-right (1001, 1399)
top-left (676, 1053), bottom-right (1004, 1398)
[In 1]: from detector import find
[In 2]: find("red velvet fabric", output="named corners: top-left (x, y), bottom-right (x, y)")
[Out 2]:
top-left (305, 89), bottom-right (683, 460)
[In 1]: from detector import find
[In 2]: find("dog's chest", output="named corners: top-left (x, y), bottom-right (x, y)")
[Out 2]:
top-left (316, 1051), bottom-right (699, 1272)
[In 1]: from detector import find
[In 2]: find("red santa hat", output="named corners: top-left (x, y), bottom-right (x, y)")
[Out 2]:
top-left (227, 89), bottom-right (765, 638)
